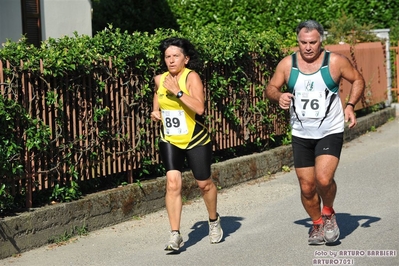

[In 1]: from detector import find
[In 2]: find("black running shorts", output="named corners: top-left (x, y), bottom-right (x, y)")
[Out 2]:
top-left (292, 132), bottom-right (344, 168)
top-left (159, 141), bottom-right (212, 181)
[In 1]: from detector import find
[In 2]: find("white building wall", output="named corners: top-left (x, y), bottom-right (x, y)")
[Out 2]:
top-left (41, 0), bottom-right (92, 40)
top-left (0, 0), bottom-right (23, 45)
top-left (0, 0), bottom-right (91, 47)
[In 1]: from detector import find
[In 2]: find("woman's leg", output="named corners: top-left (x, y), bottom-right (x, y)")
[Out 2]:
top-left (165, 170), bottom-right (183, 231)
top-left (159, 142), bottom-right (185, 231)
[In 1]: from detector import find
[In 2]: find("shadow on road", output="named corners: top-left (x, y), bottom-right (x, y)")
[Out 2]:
top-left (294, 213), bottom-right (381, 245)
top-left (167, 216), bottom-right (244, 254)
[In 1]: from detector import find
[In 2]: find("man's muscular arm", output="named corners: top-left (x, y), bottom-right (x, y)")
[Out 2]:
top-left (265, 57), bottom-right (293, 110)
top-left (331, 53), bottom-right (365, 105)
top-left (331, 53), bottom-right (365, 128)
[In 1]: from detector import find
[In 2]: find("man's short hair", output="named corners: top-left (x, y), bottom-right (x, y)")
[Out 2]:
top-left (296, 20), bottom-right (324, 38)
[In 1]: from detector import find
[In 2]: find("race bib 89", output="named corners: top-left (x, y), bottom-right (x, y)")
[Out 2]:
top-left (161, 110), bottom-right (188, 135)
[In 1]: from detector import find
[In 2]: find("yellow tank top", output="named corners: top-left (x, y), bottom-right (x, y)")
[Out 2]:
top-left (157, 68), bottom-right (211, 149)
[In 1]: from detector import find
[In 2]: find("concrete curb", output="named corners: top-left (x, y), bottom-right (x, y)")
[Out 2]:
top-left (0, 107), bottom-right (396, 259)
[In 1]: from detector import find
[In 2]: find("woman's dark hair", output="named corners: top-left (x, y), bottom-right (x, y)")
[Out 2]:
top-left (158, 37), bottom-right (202, 71)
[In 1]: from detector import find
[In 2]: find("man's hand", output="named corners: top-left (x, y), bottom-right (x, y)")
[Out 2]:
top-left (279, 92), bottom-right (294, 110)
top-left (344, 106), bottom-right (357, 128)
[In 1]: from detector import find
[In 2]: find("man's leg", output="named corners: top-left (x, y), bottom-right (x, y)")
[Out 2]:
top-left (315, 154), bottom-right (339, 208)
top-left (296, 166), bottom-right (324, 245)
top-left (315, 154), bottom-right (340, 243)
top-left (293, 133), bottom-right (342, 244)
top-left (296, 166), bottom-right (320, 221)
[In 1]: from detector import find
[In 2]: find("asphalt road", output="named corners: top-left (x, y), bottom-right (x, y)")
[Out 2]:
top-left (1, 117), bottom-right (398, 266)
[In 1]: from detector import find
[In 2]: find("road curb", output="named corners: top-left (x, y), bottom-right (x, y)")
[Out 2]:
top-left (0, 107), bottom-right (396, 259)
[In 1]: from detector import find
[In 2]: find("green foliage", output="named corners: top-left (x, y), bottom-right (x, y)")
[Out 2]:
top-left (166, 0), bottom-right (325, 47)
top-left (335, 0), bottom-right (399, 30)
top-left (0, 94), bottom-right (50, 178)
top-left (167, 0), bottom-right (399, 43)
top-left (0, 184), bottom-right (14, 214)
top-left (91, 0), bottom-right (399, 47)
top-left (50, 169), bottom-right (82, 203)
top-left (0, 37), bottom-right (39, 70)
top-left (135, 179), bottom-right (142, 188)
top-left (281, 129), bottom-right (292, 146)
top-left (282, 165), bottom-right (291, 172)
top-left (325, 12), bottom-right (381, 45)
top-left (47, 224), bottom-right (88, 244)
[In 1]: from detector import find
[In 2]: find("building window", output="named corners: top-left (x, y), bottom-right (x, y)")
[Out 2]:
top-left (21, 0), bottom-right (41, 47)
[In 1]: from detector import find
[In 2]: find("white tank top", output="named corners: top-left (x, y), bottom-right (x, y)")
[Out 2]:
top-left (287, 51), bottom-right (344, 139)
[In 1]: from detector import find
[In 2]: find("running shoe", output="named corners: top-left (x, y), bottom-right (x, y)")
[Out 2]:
top-left (209, 215), bottom-right (223, 244)
top-left (323, 213), bottom-right (340, 243)
top-left (308, 224), bottom-right (325, 245)
top-left (164, 231), bottom-right (184, 251)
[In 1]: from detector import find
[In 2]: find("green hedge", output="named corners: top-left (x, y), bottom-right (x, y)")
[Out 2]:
top-left (0, 25), bottom-right (288, 211)
top-left (92, 0), bottom-right (399, 44)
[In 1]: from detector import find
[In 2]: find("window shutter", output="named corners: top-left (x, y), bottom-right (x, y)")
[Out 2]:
top-left (21, 0), bottom-right (41, 47)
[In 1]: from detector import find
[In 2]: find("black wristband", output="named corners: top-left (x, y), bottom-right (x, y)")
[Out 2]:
top-left (176, 91), bottom-right (184, 98)
top-left (346, 102), bottom-right (355, 108)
